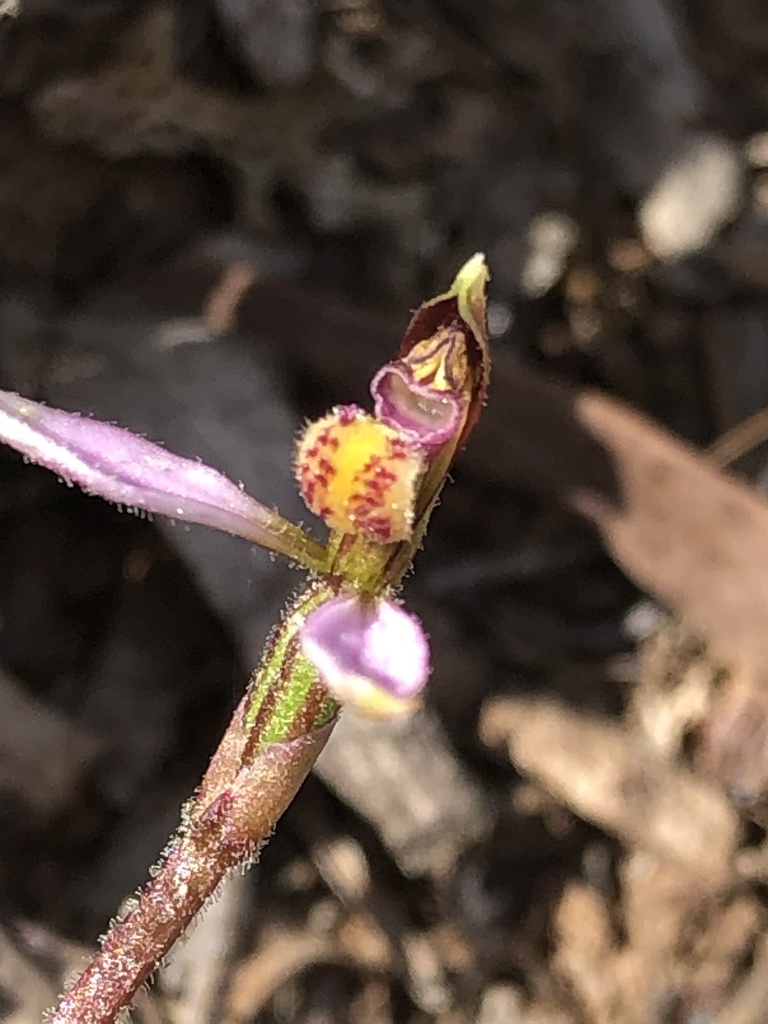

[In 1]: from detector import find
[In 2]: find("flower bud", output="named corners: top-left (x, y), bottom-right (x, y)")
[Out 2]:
top-left (300, 595), bottom-right (429, 717)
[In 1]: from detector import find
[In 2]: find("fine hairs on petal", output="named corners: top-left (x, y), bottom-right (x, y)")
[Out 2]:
top-left (295, 406), bottom-right (425, 543)
top-left (0, 391), bottom-right (324, 566)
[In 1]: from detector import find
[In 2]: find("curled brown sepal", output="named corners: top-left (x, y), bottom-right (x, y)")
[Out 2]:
top-left (373, 253), bottom-right (490, 464)
top-left (371, 254), bottom-right (490, 581)
top-left (294, 256), bottom-right (490, 574)
top-left (0, 390), bottom-right (326, 571)
top-left (48, 721), bottom-right (333, 1024)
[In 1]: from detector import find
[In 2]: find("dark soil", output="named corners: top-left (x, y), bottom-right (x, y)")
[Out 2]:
top-left (2, 2), bottom-right (768, 1022)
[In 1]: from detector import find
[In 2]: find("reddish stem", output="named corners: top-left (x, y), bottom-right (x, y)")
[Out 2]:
top-left (49, 815), bottom-right (242, 1024)
top-left (49, 713), bottom-right (333, 1024)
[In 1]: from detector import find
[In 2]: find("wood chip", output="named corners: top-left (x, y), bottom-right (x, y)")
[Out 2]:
top-left (481, 696), bottom-right (740, 885)
top-left (315, 710), bottom-right (494, 879)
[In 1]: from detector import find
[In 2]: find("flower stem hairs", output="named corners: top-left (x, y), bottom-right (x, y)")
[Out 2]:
top-left (0, 256), bottom-right (490, 1024)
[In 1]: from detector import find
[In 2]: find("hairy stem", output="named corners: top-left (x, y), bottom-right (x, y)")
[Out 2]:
top-left (49, 585), bottom-right (338, 1024)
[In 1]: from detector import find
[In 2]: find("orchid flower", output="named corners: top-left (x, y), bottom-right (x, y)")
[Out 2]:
top-left (2, 256), bottom-right (490, 1024)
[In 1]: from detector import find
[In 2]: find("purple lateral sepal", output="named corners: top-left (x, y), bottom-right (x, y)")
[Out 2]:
top-left (300, 595), bottom-right (430, 717)
top-left (370, 362), bottom-right (464, 452)
top-left (0, 391), bottom-right (302, 554)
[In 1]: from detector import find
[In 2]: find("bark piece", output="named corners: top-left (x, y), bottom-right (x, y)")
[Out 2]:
top-left (613, 852), bottom-right (718, 1024)
top-left (695, 671), bottom-right (768, 803)
top-left (481, 695), bottom-right (739, 885)
top-left (552, 881), bottom-right (619, 1024)
top-left (710, 932), bottom-right (768, 1024)
top-left (315, 710), bottom-right (494, 879)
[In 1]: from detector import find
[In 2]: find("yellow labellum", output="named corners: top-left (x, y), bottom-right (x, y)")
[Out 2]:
top-left (295, 407), bottom-right (424, 543)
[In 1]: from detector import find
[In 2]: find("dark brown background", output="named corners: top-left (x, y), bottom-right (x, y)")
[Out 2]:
top-left (2, 2), bottom-right (768, 1022)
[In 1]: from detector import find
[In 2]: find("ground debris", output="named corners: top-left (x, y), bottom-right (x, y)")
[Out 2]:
top-left (2, 1), bottom-right (768, 1022)
top-left (481, 695), bottom-right (740, 885)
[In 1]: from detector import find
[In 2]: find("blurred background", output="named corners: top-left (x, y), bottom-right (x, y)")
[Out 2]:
top-left (2, 2), bottom-right (768, 1022)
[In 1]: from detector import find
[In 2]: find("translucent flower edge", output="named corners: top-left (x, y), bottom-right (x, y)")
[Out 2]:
top-left (300, 595), bottom-right (430, 717)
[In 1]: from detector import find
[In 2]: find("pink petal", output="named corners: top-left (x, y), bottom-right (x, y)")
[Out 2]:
top-left (370, 362), bottom-right (463, 452)
top-left (300, 595), bottom-right (430, 716)
top-left (0, 390), bottom-right (322, 564)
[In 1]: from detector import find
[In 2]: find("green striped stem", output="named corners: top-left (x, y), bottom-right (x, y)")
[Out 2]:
top-left (51, 582), bottom-right (341, 1024)
top-left (243, 580), bottom-right (340, 751)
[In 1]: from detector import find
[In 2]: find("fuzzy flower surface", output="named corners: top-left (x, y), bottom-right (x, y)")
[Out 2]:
top-left (0, 256), bottom-right (490, 715)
